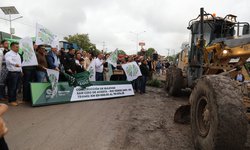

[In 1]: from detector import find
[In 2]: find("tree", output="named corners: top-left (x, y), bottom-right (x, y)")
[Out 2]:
top-left (117, 49), bottom-right (126, 55)
top-left (165, 55), bottom-right (175, 62)
top-left (64, 33), bottom-right (96, 51)
top-left (146, 48), bottom-right (155, 58)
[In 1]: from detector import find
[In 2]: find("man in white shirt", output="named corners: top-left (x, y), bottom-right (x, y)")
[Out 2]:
top-left (95, 53), bottom-right (105, 81)
top-left (5, 42), bottom-right (22, 106)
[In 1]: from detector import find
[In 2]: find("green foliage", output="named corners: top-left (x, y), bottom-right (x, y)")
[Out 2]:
top-left (146, 48), bottom-right (155, 58)
top-left (117, 49), bottom-right (126, 55)
top-left (64, 33), bottom-right (96, 51)
top-left (147, 79), bottom-right (161, 88)
top-left (165, 55), bottom-right (175, 61)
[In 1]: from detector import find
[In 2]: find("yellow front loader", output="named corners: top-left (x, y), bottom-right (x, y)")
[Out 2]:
top-left (166, 8), bottom-right (250, 149)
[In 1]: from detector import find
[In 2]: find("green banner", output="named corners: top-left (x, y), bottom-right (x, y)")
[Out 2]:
top-left (31, 81), bottom-right (134, 106)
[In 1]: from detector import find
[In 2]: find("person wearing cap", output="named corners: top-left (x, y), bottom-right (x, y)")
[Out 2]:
top-left (36, 45), bottom-right (48, 82)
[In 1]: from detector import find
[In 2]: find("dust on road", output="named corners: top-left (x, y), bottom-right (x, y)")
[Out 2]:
top-left (4, 87), bottom-right (193, 150)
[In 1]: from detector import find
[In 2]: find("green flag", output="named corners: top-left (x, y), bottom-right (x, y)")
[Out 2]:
top-left (64, 71), bottom-right (92, 89)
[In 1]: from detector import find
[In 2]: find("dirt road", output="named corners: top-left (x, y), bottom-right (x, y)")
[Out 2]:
top-left (3, 86), bottom-right (193, 150)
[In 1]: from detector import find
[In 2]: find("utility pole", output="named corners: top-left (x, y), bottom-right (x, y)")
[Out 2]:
top-left (102, 41), bottom-right (106, 54)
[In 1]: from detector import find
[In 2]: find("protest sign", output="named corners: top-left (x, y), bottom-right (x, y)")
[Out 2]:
top-left (31, 81), bottom-right (134, 106)
top-left (87, 59), bottom-right (96, 81)
top-left (106, 49), bottom-right (118, 67)
top-left (20, 37), bottom-right (38, 67)
top-left (46, 69), bottom-right (59, 98)
top-left (35, 23), bottom-right (56, 46)
top-left (122, 61), bottom-right (142, 81)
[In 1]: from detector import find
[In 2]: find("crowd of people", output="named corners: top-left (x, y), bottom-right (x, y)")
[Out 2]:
top-left (0, 40), bottom-right (95, 107)
top-left (0, 39), bottom-right (170, 107)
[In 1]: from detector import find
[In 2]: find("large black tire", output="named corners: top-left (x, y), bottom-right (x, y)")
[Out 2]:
top-left (165, 67), bottom-right (183, 96)
top-left (190, 75), bottom-right (248, 150)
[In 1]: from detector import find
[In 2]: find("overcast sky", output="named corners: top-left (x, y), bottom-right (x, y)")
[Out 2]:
top-left (0, 0), bottom-right (250, 55)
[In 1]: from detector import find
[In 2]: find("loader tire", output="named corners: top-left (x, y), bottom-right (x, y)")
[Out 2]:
top-left (190, 75), bottom-right (247, 150)
top-left (167, 67), bottom-right (183, 96)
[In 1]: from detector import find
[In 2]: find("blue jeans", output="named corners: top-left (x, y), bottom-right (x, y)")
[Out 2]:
top-left (96, 72), bottom-right (104, 81)
top-left (7, 72), bottom-right (21, 102)
top-left (140, 76), bottom-right (147, 93)
top-left (36, 71), bottom-right (47, 82)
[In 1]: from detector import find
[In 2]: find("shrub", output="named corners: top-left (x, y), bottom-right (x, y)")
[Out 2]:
top-left (147, 79), bottom-right (161, 88)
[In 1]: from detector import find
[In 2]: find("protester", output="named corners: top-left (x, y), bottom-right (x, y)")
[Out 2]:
top-left (103, 54), bottom-right (110, 81)
top-left (21, 42), bottom-right (37, 103)
top-left (0, 103), bottom-right (9, 150)
top-left (47, 47), bottom-right (60, 71)
top-left (64, 48), bottom-right (77, 75)
top-left (95, 53), bottom-right (105, 81)
top-left (235, 70), bottom-right (245, 82)
top-left (76, 58), bottom-right (85, 73)
top-left (5, 42), bottom-right (22, 106)
top-left (36, 45), bottom-right (48, 82)
top-left (0, 40), bottom-right (9, 101)
top-left (147, 57), bottom-right (153, 80)
top-left (2, 40), bottom-right (10, 55)
top-left (156, 61), bottom-right (162, 76)
top-left (58, 48), bottom-right (66, 67)
top-left (139, 59), bottom-right (149, 94)
top-left (75, 53), bottom-right (82, 66)
top-left (84, 52), bottom-right (91, 69)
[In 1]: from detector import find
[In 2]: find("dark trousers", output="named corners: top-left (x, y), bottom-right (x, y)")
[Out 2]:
top-left (0, 85), bottom-right (6, 99)
top-left (96, 72), bottom-right (104, 81)
top-left (140, 75), bottom-right (147, 93)
top-left (7, 72), bottom-right (21, 102)
top-left (0, 137), bottom-right (8, 150)
top-left (23, 69), bottom-right (36, 101)
top-left (132, 78), bottom-right (138, 92)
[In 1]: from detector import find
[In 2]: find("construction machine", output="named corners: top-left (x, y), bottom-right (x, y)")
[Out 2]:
top-left (166, 8), bottom-right (250, 149)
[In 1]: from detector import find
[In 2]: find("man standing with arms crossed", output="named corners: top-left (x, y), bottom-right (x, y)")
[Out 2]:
top-left (5, 42), bottom-right (22, 106)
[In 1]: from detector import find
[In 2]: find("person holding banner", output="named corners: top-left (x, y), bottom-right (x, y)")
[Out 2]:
top-left (21, 41), bottom-right (37, 103)
top-left (5, 42), bottom-right (22, 106)
top-left (139, 59), bottom-right (149, 94)
top-left (36, 45), bottom-right (48, 82)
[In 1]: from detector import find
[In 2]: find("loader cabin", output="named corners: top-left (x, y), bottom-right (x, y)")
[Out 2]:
top-left (188, 14), bottom-right (242, 48)
top-left (186, 12), bottom-right (250, 83)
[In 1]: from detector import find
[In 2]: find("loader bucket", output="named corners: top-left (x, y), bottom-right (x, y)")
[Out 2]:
top-left (174, 104), bottom-right (191, 124)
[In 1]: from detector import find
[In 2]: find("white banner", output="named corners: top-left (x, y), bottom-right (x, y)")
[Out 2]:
top-left (71, 84), bottom-right (134, 101)
top-left (20, 37), bottom-right (38, 67)
top-left (35, 23), bottom-right (56, 46)
top-left (87, 59), bottom-right (96, 81)
top-left (122, 61), bottom-right (142, 81)
top-left (46, 69), bottom-right (59, 98)
top-left (106, 49), bottom-right (118, 67)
